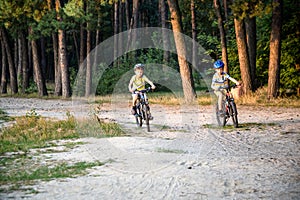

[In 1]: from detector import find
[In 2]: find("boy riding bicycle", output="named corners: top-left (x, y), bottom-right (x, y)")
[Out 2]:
top-left (128, 63), bottom-right (156, 117)
top-left (211, 60), bottom-right (240, 116)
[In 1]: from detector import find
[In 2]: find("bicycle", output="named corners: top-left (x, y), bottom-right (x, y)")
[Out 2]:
top-left (134, 87), bottom-right (153, 132)
top-left (216, 84), bottom-right (239, 128)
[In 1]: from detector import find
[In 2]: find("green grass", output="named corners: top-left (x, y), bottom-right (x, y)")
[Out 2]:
top-left (0, 111), bottom-right (79, 154)
top-left (0, 110), bottom-right (125, 155)
top-left (0, 155), bottom-right (104, 193)
top-left (0, 161), bottom-right (103, 183)
top-left (0, 109), bottom-right (12, 122)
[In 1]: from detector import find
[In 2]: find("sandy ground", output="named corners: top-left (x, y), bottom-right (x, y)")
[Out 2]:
top-left (0, 97), bottom-right (299, 199)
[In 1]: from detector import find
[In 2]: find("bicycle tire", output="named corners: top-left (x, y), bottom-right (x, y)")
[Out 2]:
top-left (230, 101), bottom-right (238, 128)
top-left (135, 106), bottom-right (143, 127)
top-left (143, 104), bottom-right (150, 132)
top-left (216, 102), bottom-right (227, 127)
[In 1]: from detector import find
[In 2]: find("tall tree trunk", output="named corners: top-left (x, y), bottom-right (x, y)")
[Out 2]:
top-left (94, 13), bottom-right (101, 69)
top-left (113, 0), bottom-right (119, 67)
top-left (29, 27), bottom-right (48, 96)
top-left (127, 0), bottom-right (139, 51)
top-left (53, 33), bottom-right (61, 96)
top-left (0, 27), bottom-right (18, 94)
top-left (267, 0), bottom-right (282, 99)
top-left (40, 37), bottom-right (47, 77)
top-left (234, 18), bottom-right (252, 94)
top-left (160, 0), bottom-right (170, 63)
top-left (79, 23), bottom-right (86, 66)
top-left (214, 0), bottom-right (229, 73)
top-left (125, 0), bottom-right (130, 30)
top-left (85, 26), bottom-right (92, 97)
top-left (56, 0), bottom-right (70, 98)
top-left (191, 0), bottom-right (197, 67)
top-left (58, 29), bottom-right (70, 98)
top-left (17, 35), bottom-right (22, 85)
top-left (79, 0), bottom-right (86, 72)
top-left (1, 37), bottom-right (7, 94)
top-left (223, 0), bottom-right (228, 21)
top-left (118, 0), bottom-right (124, 54)
top-left (21, 31), bottom-right (29, 93)
top-left (14, 39), bottom-right (18, 79)
top-left (167, 0), bottom-right (196, 103)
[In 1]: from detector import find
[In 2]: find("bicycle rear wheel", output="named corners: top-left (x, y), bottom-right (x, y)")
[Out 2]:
top-left (230, 101), bottom-right (238, 128)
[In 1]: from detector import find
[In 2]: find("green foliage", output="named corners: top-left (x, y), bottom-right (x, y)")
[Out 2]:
top-left (0, 109), bottom-right (11, 122)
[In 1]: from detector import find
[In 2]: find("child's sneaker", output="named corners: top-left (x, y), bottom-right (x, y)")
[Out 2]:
top-left (148, 114), bottom-right (153, 120)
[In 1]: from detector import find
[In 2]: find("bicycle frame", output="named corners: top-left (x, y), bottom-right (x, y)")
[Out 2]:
top-left (134, 87), bottom-right (152, 131)
top-left (216, 84), bottom-right (239, 128)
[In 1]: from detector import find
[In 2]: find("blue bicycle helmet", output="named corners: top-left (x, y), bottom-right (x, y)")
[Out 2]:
top-left (214, 60), bottom-right (224, 69)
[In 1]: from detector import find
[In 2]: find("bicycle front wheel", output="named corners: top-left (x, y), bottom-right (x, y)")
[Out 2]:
top-left (230, 101), bottom-right (238, 128)
top-left (143, 104), bottom-right (150, 132)
top-left (135, 106), bottom-right (143, 127)
top-left (216, 102), bottom-right (227, 127)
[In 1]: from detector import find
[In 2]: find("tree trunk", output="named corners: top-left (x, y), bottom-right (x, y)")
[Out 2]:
top-left (29, 28), bottom-right (48, 96)
top-left (17, 35), bottom-right (22, 85)
top-left (85, 27), bottom-right (92, 97)
top-left (56, 0), bottom-right (70, 98)
top-left (191, 0), bottom-right (197, 67)
top-left (214, 0), bottom-right (229, 73)
top-left (245, 17), bottom-right (257, 90)
top-left (234, 18), bottom-right (252, 94)
top-left (160, 0), bottom-right (170, 63)
top-left (58, 29), bottom-right (70, 98)
top-left (21, 31), bottom-right (29, 93)
top-left (125, 0), bottom-right (130, 30)
top-left (223, 0), bottom-right (228, 21)
top-left (118, 0), bottom-right (124, 54)
top-left (80, 23), bottom-right (86, 66)
top-left (40, 37), bottom-right (47, 78)
top-left (113, 0), bottom-right (119, 67)
top-left (53, 33), bottom-right (61, 96)
top-left (267, 0), bottom-right (282, 99)
top-left (127, 0), bottom-right (139, 51)
top-left (1, 37), bottom-right (7, 94)
top-left (0, 27), bottom-right (18, 94)
top-left (167, 0), bottom-right (196, 103)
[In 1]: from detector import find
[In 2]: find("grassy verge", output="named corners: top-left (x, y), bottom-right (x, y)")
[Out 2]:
top-left (0, 109), bottom-right (12, 122)
top-left (0, 153), bottom-right (104, 193)
top-left (0, 110), bottom-right (125, 155)
top-left (236, 87), bottom-right (300, 107)
top-left (0, 109), bottom-right (124, 194)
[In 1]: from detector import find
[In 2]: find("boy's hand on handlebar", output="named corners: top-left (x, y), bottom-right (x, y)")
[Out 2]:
top-left (151, 85), bottom-right (156, 90)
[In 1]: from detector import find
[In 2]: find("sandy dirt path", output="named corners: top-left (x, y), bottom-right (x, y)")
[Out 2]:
top-left (0, 97), bottom-right (299, 199)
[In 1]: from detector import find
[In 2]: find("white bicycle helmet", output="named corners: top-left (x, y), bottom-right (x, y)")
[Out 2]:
top-left (134, 63), bottom-right (145, 70)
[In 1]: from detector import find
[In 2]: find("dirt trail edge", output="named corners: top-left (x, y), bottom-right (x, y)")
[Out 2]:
top-left (0, 98), bottom-right (299, 199)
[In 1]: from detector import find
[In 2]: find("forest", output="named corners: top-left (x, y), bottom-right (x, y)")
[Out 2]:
top-left (0, 0), bottom-right (299, 101)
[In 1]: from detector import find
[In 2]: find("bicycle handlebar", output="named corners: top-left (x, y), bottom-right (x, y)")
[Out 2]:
top-left (220, 84), bottom-right (239, 90)
top-left (134, 87), bottom-right (152, 94)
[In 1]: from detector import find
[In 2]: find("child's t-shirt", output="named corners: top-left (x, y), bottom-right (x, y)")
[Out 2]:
top-left (130, 75), bottom-right (152, 91)
top-left (211, 72), bottom-right (230, 91)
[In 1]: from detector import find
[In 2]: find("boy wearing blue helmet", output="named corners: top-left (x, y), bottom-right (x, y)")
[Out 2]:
top-left (211, 60), bottom-right (240, 116)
